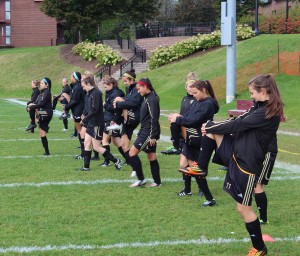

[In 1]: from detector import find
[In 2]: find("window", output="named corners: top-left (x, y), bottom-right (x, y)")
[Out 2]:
top-left (6, 25), bottom-right (10, 44)
top-left (5, 1), bottom-right (10, 20)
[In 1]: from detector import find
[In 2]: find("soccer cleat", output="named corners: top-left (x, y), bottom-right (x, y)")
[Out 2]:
top-left (91, 156), bottom-right (100, 161)
top-left (247, 246), bottom-right (268, 256)
top-left (259, 219), bottom-right (269, 225)
top-left (74, 155), bottom-right (83, 160)
top-left (80, 167), bottom-right (90, 171)
top-left (106, 123), bottom-right (121, 131)
top-left (177, 190), bottom-right (192, 196)
top-left (114, 159), bottom-right (122, 171)
top-left (202, 199), bottom-right (216, 207)
top-left (59, 113), bottom-right (71, 120)
top-left (61, 128), bottom-right (69, 131)
top-left (43, 153), bottom-right (50, 156)
top-left (146, 183), bottom-right (161, 187)
top-left (25, 124), bottom-right (37, 131)
top-left (99, 161), bottom-right (110, 167)
top-left (129, 180), bottom-right (147, 187)
top-left (161, 146), bottom-right (181, 155)
top-left (178, 166), bottom-right (207, 176)
top-left (130, 170), bottom-right (136, 177)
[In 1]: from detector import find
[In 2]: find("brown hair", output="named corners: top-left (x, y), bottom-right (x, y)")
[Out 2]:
top-left (191, 80), bottom-right (218, 105)
top-left (248, 74), bottom-right (283, 119)
top-left (107, 77), bottom-right (118, 88)
top-left (81, 76), bottom-right (96, 87)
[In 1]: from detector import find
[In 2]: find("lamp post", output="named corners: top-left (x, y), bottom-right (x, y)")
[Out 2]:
top-left (254, 0), bottom-right (260, 35)
top-left (285, 0), bottom-right (289, 33)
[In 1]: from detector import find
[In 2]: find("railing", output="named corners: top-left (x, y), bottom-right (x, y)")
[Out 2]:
top-left (128, 40), bottom-right (146, 63)
top-left (94, 65), bottom-right (111, 79)
top-left (119, 55), bottom-right (140, 78)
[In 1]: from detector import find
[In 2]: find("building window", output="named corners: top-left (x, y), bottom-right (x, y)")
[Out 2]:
top-left (5, 1), bottom-right (10, 20)
top-left (6, 25), bottom-right (10, 44)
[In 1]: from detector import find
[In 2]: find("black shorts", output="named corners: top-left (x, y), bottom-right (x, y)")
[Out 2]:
top-left (133, 134), bottom-right (157, 153)
top-left (121, 122), bottom-right (139, 140)
top-left (181, 143), bottom-right (200, 162)
top-left (73, 116), bottom-right (81, 123)
top-left (86, 126), bottom-right (103, 141)
top-left (103, 121), bottom-right (122, 138)
top-left (38, 120), bottom-right (51, 132)
top-left (214, 134), bottom-right (257, 206)
top-left (257, 152), bottom-right (277, 185)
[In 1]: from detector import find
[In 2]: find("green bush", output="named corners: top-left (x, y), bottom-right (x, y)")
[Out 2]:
top-left (148, 26), bottom-right (255, 70)
top-left (72, 41), bottom-right (122, 68)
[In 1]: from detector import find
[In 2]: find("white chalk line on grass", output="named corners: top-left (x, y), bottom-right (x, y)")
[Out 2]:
top-left (0, 175), bottom-right (299, 189)
top-left (0, 236), bottom-right (299, 253)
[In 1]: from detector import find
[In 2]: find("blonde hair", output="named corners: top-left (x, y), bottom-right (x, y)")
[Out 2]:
top-left (185, 72), bottom-right (197, 87)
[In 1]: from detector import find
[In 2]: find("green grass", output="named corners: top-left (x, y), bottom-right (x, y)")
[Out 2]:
top-left (0, 34), bottom-right (299, 255)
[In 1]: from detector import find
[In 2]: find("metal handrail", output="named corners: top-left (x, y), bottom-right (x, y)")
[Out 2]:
top-left (94, 65), bottom-right (111, 79)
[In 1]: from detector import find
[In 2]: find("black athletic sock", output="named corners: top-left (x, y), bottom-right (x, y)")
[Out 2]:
top-left (84, 150), bottom-right (92, 168)
top-left (103, 145), bottom-right (110, 163)
top-left (130, 155), bottom-right (144, 181)
top-left (118, 146), bottom-right (128, 163)
top-left (73, 127), bottom-right (78, 137)
top-left (41, 136), bottom-right (50, 155)
top-left (245, 218), bottom-right (265, 251)
top-left (52, 97), bottom-right (58, 110)
top-left (63, 118), bottom-right (68, 129)
top-left (197, 136), bottom-right (216, 172)
top-left (29, 110), bottom-right (36, 125)
top-left (255, 192), bottom-right (268, 222)
top-left (170, 123), bottom-right (181, 149)
top-left (78, 134), bottom-right (84, 157)
top-left (124, 150), bottom-right (131, 165)
top-left (102, 149), bottom-right (117, 163)
top-left (183, 175), bottom-right (191, 193)
top-left (195, 176), bottom-right (213, 201)
top-left (150, 159), bottom-right (161, 185)
top-left (93, 150), bottom-right (99, 159)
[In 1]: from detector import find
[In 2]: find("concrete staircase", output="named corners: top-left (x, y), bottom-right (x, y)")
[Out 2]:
top-left (103, 40), bottom-right (149, 80)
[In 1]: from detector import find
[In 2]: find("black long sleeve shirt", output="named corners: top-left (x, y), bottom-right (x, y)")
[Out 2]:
top-left (82, 87), bottom-right (104, 127)
top-left (138, 91), bottom-right (160, 140)
top-left (180, 94), bottom-right (196, 116)
top-left (104, 87), bottom-right (125, 123)
top-left (116, 83), bottom-right (143, 123)
top-left (65, 81), bottom-right (85, 116)
top-left (27, 87), bottom-right (40, 105)
top-left (29, 88), bottom-right (52, 111)
top-left (205, 101), bottom-right (280, 175)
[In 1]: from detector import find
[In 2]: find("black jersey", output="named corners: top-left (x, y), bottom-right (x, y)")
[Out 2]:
top-left (115, 83), bottom-right (143, 125)
top-left (180, 94), bottom-right (196, 116)
top-left (62, 84), bottom-right (71, 95)
top-left (82, 87), bottom-right (104, 127)
top-left (205, 101), bottom-right (280, 175)
top-left (175, 97), bottom-right (219, 128)
top-left (65, 81), bottom-right (85, 116)
top-left (104, 87), bottom-right (125, 123)
top-left (138, 91), bottom-right (160, 140)
top-left (30, 88), bottom-right (52, 111)
top-left (27, 87), bottom-right (40, 105)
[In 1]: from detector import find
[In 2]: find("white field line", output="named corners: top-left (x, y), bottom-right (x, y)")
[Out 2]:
top-left (0, 175), bottom-right (299, 189)
top-left (0, 236), bottom-right (299, 253)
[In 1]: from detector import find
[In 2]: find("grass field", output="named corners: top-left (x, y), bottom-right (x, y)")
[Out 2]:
top-left (0, 34), bottom-right (299, 255)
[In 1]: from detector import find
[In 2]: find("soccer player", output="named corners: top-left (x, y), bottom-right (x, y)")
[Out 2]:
top-left (189, 74), bottom-right (283, 255)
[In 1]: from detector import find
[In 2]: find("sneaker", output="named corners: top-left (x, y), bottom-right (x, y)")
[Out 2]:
top-left (130, 170), bottom-right (136, 177)
top-left (202, 199), bottom-right (216, 207)
top-left (91, 156), bottom-right (100, 161)
top-left (25, 124), bottom-right (37, 131)
top-left (106, 123), bottom-right (121, 131)
top-left (178, 166), bottom-right (207, 176)
top-left (247, 246), bottom-right (268, 256)
top-left (114, 159), bottom-right (122, 171)
top-left (124, 161), bottom-right (130, 166)
top-left (75, 155), bottom-right (83, 160)
top-left (61, 128), bottom-right (69, 131)
top-left (259, 219), bottom-right (269, 225)
top-left (59, 113), bottom-right (70, 120)
top-left (43, 153), bottom-right (50, 156)
top-left (129, 180), bottom-right (147, 187)
top-left (177, 190), bottom-right (192, 196)
top-left (99, 161), bottom-right (110, 167)
top-left (79, 167), bottom-right (90, 171)
top-left (71, 133), bottom-right (77, 138)
top-left (161, 146), bottom-right (181, 155)
top-left (146, 183), bottom-right (161, 187)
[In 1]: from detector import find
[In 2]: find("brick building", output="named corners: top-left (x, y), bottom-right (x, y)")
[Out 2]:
top-left (259, 0), bottom-right (300, 17)
top-left (0, 0), bottom-right (63, 48)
